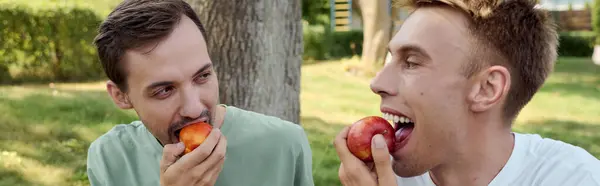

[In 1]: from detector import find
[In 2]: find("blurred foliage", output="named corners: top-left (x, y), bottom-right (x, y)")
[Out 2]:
top-left (559, 31), bottom-right (595, 57)
top-left (593, 0), bottom-right (600, 44)
top-left (303, 22), bottom-right (364, 61)
top-left (302, 0), bottom-right (330, 26)
top-left (302, 0), bottom-right (365, 61)
top-left (0, 0), bottom-right (121, 17)
top-left (303, 29), bottom-right (597, 61)
top-left (0, 2), bottom-right (106, 84)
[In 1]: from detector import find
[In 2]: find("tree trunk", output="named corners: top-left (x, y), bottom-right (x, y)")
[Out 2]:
top-left (358, 0), bottom-right (392, 66)
top-left (186, 0), bottom-right (302, 124)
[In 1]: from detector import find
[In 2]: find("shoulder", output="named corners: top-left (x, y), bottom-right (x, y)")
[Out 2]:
top-left (517, 133), bottom-right (600, 168)
top-left (87, 121), bottom-right (161, 185)
top-left (87, 121), bottom-right (156, 170)
top-left (515, 133), bottom-right (600, 184)
top-left (88, 121), bottom-right (146, 156)
top-left (86, 121), bottom-right (147, 184)
top-left (225, 106), bottom-right (310, 149)
top-left (226, 106), bottom-right (307, 136)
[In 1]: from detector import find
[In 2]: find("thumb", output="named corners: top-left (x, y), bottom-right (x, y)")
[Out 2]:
top-left (160, 142), bottom-right (185, 174)
top-left (371, 134), bottom-right (397, 186)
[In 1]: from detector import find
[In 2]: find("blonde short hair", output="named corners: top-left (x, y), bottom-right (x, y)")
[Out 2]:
top-left (394, 0), bottom-right (558, 123)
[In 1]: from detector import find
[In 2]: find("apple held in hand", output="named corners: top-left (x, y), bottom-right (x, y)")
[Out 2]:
top-left (347, 116), bottom-right (396, 162)
top-left (178, 122), bottom-right (213, 154)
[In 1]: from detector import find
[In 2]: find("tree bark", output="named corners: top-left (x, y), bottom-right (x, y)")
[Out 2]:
top-left (358, 0), bottom-right (392, 66)
top-left (185, 0), bottom-right (302, 124)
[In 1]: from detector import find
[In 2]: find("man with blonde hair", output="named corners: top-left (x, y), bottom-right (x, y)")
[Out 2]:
top-left (333, 0), bottom-right (600, 185)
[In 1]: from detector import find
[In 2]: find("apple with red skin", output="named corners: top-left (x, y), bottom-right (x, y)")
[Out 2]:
top-left (346, 116), bottom-right (396, 162)
top-left (178, 122), bottom-right (213, 155)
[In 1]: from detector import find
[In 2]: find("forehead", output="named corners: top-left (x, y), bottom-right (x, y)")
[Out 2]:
top-left (123, 15), bottom-right (211, 89)
top-left (389, 6), bottom-right (473, 59)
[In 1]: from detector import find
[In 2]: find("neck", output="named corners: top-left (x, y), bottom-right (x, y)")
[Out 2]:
top-left (429, 118), bottom-right (515, 186)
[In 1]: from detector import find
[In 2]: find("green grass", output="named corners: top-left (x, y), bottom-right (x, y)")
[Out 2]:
top-left (1, 57), bottom-right (599, 186)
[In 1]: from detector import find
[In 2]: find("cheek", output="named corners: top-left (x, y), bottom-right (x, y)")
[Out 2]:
top-left (203, 77), bottom-right (220, 105)
top-left (410, 75), bottom-right (467, 142)
top-left (129, 93), bottom-right (178, 130)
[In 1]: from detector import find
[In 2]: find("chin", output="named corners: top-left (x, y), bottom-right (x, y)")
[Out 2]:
top-left (391, 147), bottom-right (432, 178)
top-left (391, 159), bottom-right (431, 178)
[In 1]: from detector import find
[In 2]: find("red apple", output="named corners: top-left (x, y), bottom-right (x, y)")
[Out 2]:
top-left (179, 122), bottom-right (213, 155)
top-left (346, 116), bottom-right (396, 162)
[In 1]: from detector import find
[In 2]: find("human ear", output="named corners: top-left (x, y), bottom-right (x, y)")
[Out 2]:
top-left (106, 81), bottom-right (133, 109)
top-left (467, 66), bottom-right (510, 112)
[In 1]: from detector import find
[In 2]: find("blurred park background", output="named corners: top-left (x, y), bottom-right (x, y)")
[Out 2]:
top-left (0, 0), bottom-right (599, 185)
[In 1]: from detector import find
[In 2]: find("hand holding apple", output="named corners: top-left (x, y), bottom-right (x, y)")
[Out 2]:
top-left (178, 121), bottom-right (213, 154)
top-left (346, 116), bottom-right (396, 162)
top-left (333, 116), bottom-right (398, 186)
top-left (159, 126), bottom-right (227, 186)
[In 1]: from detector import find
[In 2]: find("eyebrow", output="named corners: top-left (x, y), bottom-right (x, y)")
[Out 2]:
top-left (145, 63), bottom-right (213, 92)
top-left (389, 44), bottom-right (431, 59)
top-left (192, 63), bottom-right (213, 79)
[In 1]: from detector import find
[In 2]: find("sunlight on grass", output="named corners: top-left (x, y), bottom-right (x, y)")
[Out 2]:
top-left (1, 80), bottom-right (137, 186)
top-left (516, 92), bottom-right (600, 124)
top-left (0, 86), bottom-right (73, 99)
top-left (0, 86), bottom-right (49, 99)
top-left (1, 150), bottom-right (71, 186)
top-left (301, 60), bottom-right (381, 125)
top-left (53, 81), bottom-right (109, 91)
top-left (515, 58), bottom-right (600, 125)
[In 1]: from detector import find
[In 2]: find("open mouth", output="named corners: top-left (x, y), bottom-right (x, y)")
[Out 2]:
top-left (172, 126), bottom-right (188, 143)
top-left (174, 129), bottom-right (182, 140)
top-left (382, 112), bottom-right (415, 151)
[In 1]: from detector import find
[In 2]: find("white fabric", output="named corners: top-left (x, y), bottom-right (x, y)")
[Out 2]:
top-left (395, 133), bottom-right (600, 185)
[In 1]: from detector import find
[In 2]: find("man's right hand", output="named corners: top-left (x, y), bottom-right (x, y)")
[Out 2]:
top-left (334, 126), bottom-right (398, 186)
top-left (160, 128), bottom-right (227, 186)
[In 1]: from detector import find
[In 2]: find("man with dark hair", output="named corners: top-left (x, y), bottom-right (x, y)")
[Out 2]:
top-left (86, 0), bottom-right (314, 185)
top-left (333, 0), bottom-right (600, 185)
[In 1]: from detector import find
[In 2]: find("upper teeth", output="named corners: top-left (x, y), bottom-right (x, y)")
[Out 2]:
top-left (383, 112), bottom-right (412, 124)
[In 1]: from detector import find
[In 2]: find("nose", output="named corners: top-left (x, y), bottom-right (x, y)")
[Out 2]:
top-left (370, 65), bottom-right (398, 97)
top-left (179, 87), bottom-right (205, 120)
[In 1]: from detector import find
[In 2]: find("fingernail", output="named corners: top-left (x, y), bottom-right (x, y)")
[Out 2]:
top-left (176, 142), bottom-right (184, 149)
top-left (373, 135), bottom-right (385, 149)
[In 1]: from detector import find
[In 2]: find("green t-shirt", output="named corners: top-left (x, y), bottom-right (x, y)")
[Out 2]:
top-left (86, 105), bottom-right (314, 186)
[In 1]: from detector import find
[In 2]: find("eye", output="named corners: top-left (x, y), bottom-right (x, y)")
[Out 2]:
top-left (403, 55), bottom-right (419, 69)
top-left (195, 72), bottom-right (212, 83)
top-left (153, 86), bottom-right (174, 98)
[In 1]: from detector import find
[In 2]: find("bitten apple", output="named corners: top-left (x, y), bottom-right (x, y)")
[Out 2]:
top-left (178, 122), bottom-right (213, 154)
top-left (346, 116), bottom-right (396, 162)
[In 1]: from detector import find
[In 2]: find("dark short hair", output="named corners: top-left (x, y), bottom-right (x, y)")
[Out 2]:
top-left (94, 0), bottom-right (207, 92)
top-left (396, 0), bottom-right (558, 123)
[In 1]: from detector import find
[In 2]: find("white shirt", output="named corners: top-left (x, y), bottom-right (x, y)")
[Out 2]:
top-left (396, 133), bottom-right (600, 185)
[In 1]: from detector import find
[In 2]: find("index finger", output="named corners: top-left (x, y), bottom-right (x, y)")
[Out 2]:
top-left (333, 126), bottom-right (356, 163)
top-left (160, 142), bottom-right (185, 173)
